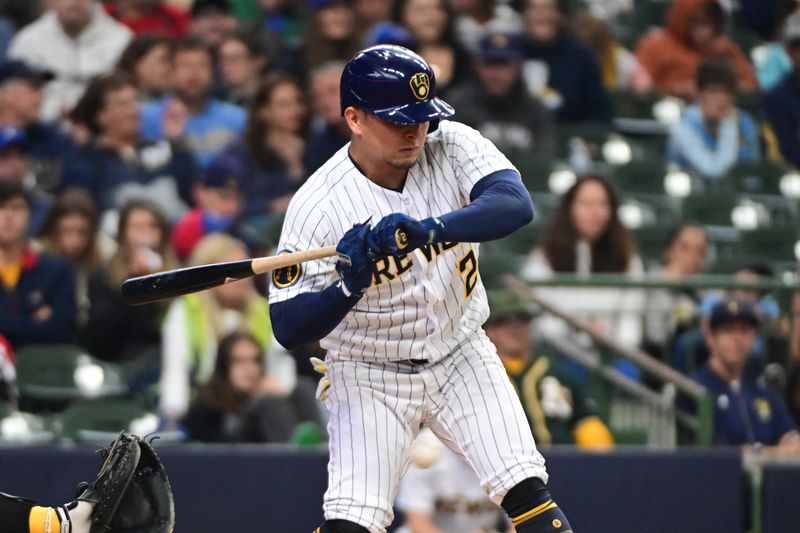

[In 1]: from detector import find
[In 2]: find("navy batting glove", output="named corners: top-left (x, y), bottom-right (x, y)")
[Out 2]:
top-left (336, 221), bottom-right (375, 296)
top-left (367, 213), bottom-right (444, 255)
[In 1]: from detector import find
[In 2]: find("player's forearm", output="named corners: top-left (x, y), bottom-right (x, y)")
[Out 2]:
top-left (269, 282), bottom-right (361, 350)
top-left (429, 170), bottom-right (534, 243)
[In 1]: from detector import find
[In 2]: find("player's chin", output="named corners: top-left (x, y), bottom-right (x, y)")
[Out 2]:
top-left (388, 153), bottom-right (421, 169)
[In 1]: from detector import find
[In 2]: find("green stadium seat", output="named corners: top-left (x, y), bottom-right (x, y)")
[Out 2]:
top-left (14, 344), bottom-right (128, 412)
top-left (727, 161), bottom-right (788, 195)
top-left (556, 122), bottom-right (612, 161)
top-left (609, 160), bottom-right (668, 195)
top-left (738, 227), bottom-right (800, 264)
top-left (680, 191), bottom-right (739, 226)
top-left (513, 156), bottom-right (553, 192)
top-left (610, 90), bottom-right (662, 121)
top-left (56, 398), bottom-right (150, 443)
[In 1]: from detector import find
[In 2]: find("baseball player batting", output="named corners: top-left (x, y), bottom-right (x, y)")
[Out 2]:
top-left (269, 45), bottom-right (573, 533)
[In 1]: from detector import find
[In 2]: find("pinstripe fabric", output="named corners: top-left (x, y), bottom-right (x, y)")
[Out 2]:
top-left (272, 120), bottom-right (547, 533)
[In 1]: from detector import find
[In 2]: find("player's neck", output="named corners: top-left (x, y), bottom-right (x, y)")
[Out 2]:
top-left (348, 149), bottom-right (407, 191)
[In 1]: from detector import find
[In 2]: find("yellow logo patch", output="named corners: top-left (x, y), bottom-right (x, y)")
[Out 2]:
top-left (409, 72), bottom-right (430, 101)
top-left (272, 250), bottom-right (302, 288)
top-left (552, 518), bottom-right (562, 528)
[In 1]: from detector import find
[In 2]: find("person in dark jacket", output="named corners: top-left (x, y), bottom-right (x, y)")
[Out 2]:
top-left (764, 10), bottom-right (800, 169)
top-left (0, 181), bottom-right (76, 349)
top-left (446, 30), bottom-right (555, 162)
top-left (519, 0), bottom-right (612, 123)
top-left (182, 331), bottom-right (322, 443)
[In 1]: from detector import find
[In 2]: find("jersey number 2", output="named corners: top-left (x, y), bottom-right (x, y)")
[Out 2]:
top-left (458, 248), bottom-right (478, 298)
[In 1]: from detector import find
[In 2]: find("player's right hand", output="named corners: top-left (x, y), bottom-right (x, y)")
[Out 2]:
top-left (336, 221), bottom-right (375, 296)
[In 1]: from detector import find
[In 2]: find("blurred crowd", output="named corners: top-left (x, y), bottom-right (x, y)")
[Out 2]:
top-left (0, 0), bottom-right (800, 466)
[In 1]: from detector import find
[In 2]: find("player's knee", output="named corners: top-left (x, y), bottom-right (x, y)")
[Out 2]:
top-left (501, 477), bottom-right (573, 532)
top-left (316, 519), bottom-right (371, 533)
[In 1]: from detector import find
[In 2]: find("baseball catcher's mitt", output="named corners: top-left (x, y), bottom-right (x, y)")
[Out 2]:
top-left (78, 432), bottom-right (175, 533)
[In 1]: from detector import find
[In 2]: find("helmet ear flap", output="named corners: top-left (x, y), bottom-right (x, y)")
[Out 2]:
top-left (428, 119), bottom-right (440, 133)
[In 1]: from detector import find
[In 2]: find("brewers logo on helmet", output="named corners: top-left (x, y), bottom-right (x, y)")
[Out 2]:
top-left (340, 45), bottom-right (454, 128)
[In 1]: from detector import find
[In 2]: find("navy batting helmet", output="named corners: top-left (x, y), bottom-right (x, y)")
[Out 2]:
top-left (340, 45), bottom-right (454, 126)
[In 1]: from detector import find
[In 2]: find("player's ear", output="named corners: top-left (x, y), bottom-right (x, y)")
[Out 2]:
top-left (343, 107), bottom-right (363, 136)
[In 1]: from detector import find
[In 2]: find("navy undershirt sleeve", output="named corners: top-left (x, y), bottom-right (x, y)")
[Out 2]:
top-left (269, 283), bottom-right (360, 350)
top-left (432, 169), bottom-right (534, 243)
top-left (270, 170), bottom-right (533, 348)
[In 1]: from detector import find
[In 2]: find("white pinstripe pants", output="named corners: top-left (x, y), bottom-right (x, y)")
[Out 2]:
top-left (322, 330), bottom-right (548, 533)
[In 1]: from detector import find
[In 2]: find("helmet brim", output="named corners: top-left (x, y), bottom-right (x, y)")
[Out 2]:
top-left (371, 97), bottom-right (455, 125)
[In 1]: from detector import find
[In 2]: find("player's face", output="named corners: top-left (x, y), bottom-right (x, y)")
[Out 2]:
top-left (350, 110), bottom-right (429, 172)
top-left (707, 320), bottom-right (757, 372)
top-left (570, 180), bottom-right (611, 243)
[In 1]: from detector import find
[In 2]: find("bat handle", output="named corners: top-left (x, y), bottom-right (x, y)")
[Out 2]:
top-left (394, 227), bottom-right (409, 250)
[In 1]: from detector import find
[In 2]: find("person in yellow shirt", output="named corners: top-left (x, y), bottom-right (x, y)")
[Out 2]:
top-left (485, 289), bottom-right (613, 449)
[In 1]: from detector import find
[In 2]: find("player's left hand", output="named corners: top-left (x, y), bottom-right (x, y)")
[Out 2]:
top-left (367, 213), bottom-right (443, 255)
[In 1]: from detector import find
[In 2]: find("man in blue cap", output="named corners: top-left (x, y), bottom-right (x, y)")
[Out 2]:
top-left (446, 31), bottom-right (555, 162)
top-left (689, 297), bottom-right (800, 451)
top-left (0, 127), bottom-right (52, 236)
top-left (0, 60), bottom-right (72, 177)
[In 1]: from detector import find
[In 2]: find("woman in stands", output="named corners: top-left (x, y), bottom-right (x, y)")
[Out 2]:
top-left (159, 233), bottom-right (294, 427)
top-left (521, 174), bottom-right (646, 355)
top-left (642, 223), bottom-right (708, 359)
top-left (116, 35), bottom-right (174, 103)
top-left (182, 331), bottom-right (321, 443)
top-left (81, 199), bottom-right (175, 382)
top-left (207, 73), bottom-right (307, 234)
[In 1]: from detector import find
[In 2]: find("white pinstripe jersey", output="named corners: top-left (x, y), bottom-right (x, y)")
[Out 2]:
top-left (269, 120), bottom-right (518, 363)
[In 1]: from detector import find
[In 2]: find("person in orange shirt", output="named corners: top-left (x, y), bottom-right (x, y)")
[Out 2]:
top-left (635, 0), bottom-right (757, 99)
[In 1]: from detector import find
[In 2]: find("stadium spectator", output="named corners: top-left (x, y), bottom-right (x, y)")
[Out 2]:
top-left (249, 0), bottom-right (304, 50)
top-left (643, 223), bottom-right (708, 359)
top-left (0, 60), bottom-right (73, 181)
top-left (671, 263), bottom-right (788, 379)
top-left (139, 37), bottom-right (245, 171)
top-left (569, 10), bottom-right (652, 94)
top-left (182, 331), bottom-right (321, 443)
top-left (763, 10), bottom-right (800, 169)
top-left (35, 188), bottom-right (101, 325)
top-left (215, 29), bottom-right (272, 107)
top-left (160, 234), bottom-right (292, 422)
top-left (303, 61), bottom-right (350, 175)
top-left (209, 73), bottom-right (307, 232)
top-left (104, 0), bottom-right (190, 38)
top-left (395, 429), bottom-right (509, 533)
top-left (170, 160), bottom-right (244, 260)
top-left (446, 30), bottom-right (555, 161)
top-left (450, 0), bottom-right (523, 53)
top-left (80, 199), bottom-right (174, 374)
top-left (667, 57), bottom-right (760, 179)
top-left (0, 181), bottom-right (77, 349)
top-left (0, 127), bottom-right (53, 236)
top-left (750, 6), bottom-right (797, 92)
top-left (634, 0), bottom-right (757, 100)
top-left (520, 0), bottom-right (613, 123)
top-left (354, 0), bottom-right (393, 35)
top-left (392, 0), bottom-right (472, 93)
top-left (7, 0), bottom-right (133, 122)
top-left (485, 289), bottom-right (614, 448)
top-left (302, 0), bottom-right (361, 72)
top-left (685, 297), bottom-right (800, 451)
top-left (116, 35), bottom-right (174, 103)
top-left (521, 175), bottom-right (645, 350)
top-left (188, 0), bottom-right (238, 49)
top-left (61, 72), bottom-right (196, 221)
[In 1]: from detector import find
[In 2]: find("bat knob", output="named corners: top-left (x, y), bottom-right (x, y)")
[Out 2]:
top-left (394, 228), bottom-right (409, 250)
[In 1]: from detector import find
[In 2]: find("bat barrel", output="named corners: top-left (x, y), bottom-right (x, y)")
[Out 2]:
top-left (121, 259), bottom-right (255, 305)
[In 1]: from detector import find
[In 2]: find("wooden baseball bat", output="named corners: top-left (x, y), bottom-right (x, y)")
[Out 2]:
top-left (121, 246), bottom-right (338, 306)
